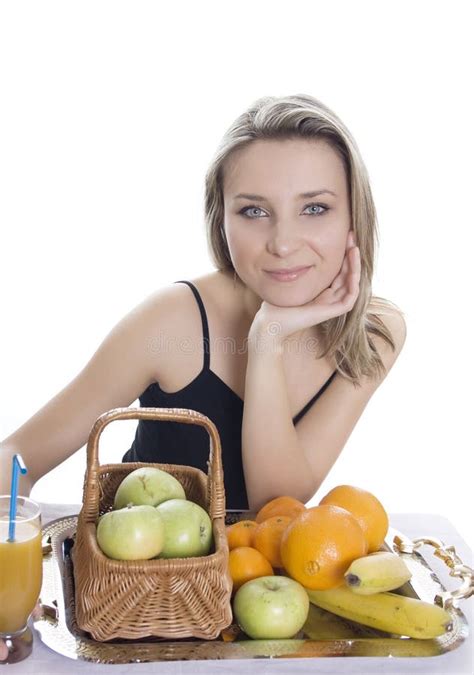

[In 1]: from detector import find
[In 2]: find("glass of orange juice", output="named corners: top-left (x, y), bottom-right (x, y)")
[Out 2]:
top-left (0, 495), bottom-right (42, 664)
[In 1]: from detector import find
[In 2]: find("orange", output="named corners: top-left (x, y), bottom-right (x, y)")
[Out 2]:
top-left (226, 520), bottom-right (258, 550)
top-left (252, 515), bottom-right (292, 568)
top-left (228, 546), bottom-right (274, 591)
top-left (255, 496), bottom-right (306, 524)
top-left (318, 484), bottom-right (389, 553)
top-left (280, 504), bottom-right (368, 590)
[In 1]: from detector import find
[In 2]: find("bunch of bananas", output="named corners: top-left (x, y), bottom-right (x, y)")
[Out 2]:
top-left (305, 552), bottom-right (453, 639)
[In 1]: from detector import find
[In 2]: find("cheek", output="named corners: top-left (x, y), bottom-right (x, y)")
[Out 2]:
top-left (308, 233), bottom-right (344, 266)
top-left (226, 229), bottom-right (260, 266)
top-left (307, 238), bottom-right (346, 287)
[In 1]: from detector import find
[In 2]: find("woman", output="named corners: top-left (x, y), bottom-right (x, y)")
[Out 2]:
top-left (0, 93), bottom-right (407, 658)
top-left (0, 93), bottom-right (406, 512)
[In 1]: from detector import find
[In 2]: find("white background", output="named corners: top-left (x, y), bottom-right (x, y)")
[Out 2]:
top-left (1, 1), bottom-right (472, 552)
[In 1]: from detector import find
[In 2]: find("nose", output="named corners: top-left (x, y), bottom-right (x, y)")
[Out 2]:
top-left (265, 221), bottom-right (302, 258)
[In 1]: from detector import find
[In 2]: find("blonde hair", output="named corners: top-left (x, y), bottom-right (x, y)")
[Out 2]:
top-left (204, 93), bottom-right (404, 386)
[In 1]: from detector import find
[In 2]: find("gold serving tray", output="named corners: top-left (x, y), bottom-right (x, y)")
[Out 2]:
top-left (33, 511), bottom-right (471, 663)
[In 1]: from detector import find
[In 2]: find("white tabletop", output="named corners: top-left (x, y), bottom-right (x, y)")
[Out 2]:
top-left (5, 505), bottom-right (473, 674)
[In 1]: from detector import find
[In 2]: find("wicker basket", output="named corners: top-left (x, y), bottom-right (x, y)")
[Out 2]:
top-left (71, 406), bottom-right (233, 641)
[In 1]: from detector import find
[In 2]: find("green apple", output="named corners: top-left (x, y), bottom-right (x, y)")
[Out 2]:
top-left (96, 504), bottom-right (165, 560)
top-left (114, 467), bottom-right (186, 509)
top-left (155, 499), bottom-right (213, 558)
top-left (233, 575), bottom-right (309, 639)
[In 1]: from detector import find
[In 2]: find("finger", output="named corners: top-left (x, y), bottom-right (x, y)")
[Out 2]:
top-left (347, 247), bottom-right (361, 303)
top-left (351, 245), bottom-right (361, 283)
top-left (332, 248), bottom-right (351, 291)
top-left (334, 247), bottom-right (360, 307)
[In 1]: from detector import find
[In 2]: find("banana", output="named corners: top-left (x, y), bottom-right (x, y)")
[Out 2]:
top-left (344, 551), bottom-right (412, 594)
top-left (306, 586), bottom-right (453, 639)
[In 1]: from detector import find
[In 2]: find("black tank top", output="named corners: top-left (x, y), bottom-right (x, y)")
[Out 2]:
top-left (122, 280), bottom-right (337, 509)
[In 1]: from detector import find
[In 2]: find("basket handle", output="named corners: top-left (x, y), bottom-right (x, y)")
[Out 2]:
top-left (81, 407), bottom-right (226, 521)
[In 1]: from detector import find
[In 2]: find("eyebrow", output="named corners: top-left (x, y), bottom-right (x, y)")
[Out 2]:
top-left (233, 189), bottom-right (337, 201)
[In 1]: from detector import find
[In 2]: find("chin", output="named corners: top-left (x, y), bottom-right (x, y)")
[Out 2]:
top-left (267, 289), bottom-right (318, 307)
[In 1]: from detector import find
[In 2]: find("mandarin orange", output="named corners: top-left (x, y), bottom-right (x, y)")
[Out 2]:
top-left (226, 520), bottom-right (258, 550)
top-left (228, 546), bottom-right (274, 591)
top-left (252, 515), bottom-right (292, 568)
top-left (255, 496), bottom-right (306, 524)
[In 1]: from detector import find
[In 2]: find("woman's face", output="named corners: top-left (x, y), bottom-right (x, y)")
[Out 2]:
top-left (222, 138), bottom-right (352, 309)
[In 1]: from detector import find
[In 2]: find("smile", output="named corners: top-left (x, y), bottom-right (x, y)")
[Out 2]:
top-left (264, 266), bottom-right (312, 282)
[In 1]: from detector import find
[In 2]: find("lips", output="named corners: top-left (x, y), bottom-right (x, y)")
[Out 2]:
top-left (266, 265), bottom-right (311, 274)
top-left (264, 266), bottom-right (312, 282)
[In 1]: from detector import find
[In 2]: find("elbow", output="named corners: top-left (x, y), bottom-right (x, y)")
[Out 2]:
top-left (298, 466), bottom-right (320, 505)
top-left (247, 477), bottom-right (318, 512)
top-left (244, 447), bottom-right (319, 511)
top-left (299, 481), bottom-right (320, 506)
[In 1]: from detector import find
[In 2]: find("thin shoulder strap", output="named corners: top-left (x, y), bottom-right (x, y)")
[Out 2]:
top-left (292, 370), bottom-right (338, 425)
top-left (174, 280), bottom-right (210, 370)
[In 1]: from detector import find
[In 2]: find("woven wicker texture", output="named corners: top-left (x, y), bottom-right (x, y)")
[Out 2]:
top-left (71, 406), bottom-right (233, 641)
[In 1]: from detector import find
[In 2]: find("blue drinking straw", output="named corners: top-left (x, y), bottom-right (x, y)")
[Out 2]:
top-left (8, 454), bottom-right (28, 542)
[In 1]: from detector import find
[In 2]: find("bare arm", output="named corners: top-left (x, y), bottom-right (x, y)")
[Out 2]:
top-left (0, 288), bottom-right (173, 495)
top-left (242, 311), bottom-right (407, 511)
top-left (241, 343), bottom-right (316, 511)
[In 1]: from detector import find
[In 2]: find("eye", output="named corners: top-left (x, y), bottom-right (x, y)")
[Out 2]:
top-left (238, 205), bottom-right (266, 218)
top-left (237, 202), bottom-right (330, 219)
top-left (303, 202), bottom-right (329, 216)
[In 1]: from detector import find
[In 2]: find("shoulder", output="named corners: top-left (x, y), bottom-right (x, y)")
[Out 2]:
top-left (367, 303), bottom-right (407, 377)
top-left (327, 303), bottom-right (406, 392)
top-left (371, 304), bottom-right (407, 351)
top-left (134, 283), bottom-right (199, 343)
top-left (140, 274), bottom-right (217, 319)
top-left (134, 272), bottom-right (236, 383)
top-left (135, 271), bottom-right (234, 346)
top-left (149, 270), bottom-right (234, 311)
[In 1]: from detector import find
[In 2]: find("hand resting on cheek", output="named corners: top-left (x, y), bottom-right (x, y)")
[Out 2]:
top-left (249, 230), bottom-right (361, 350)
